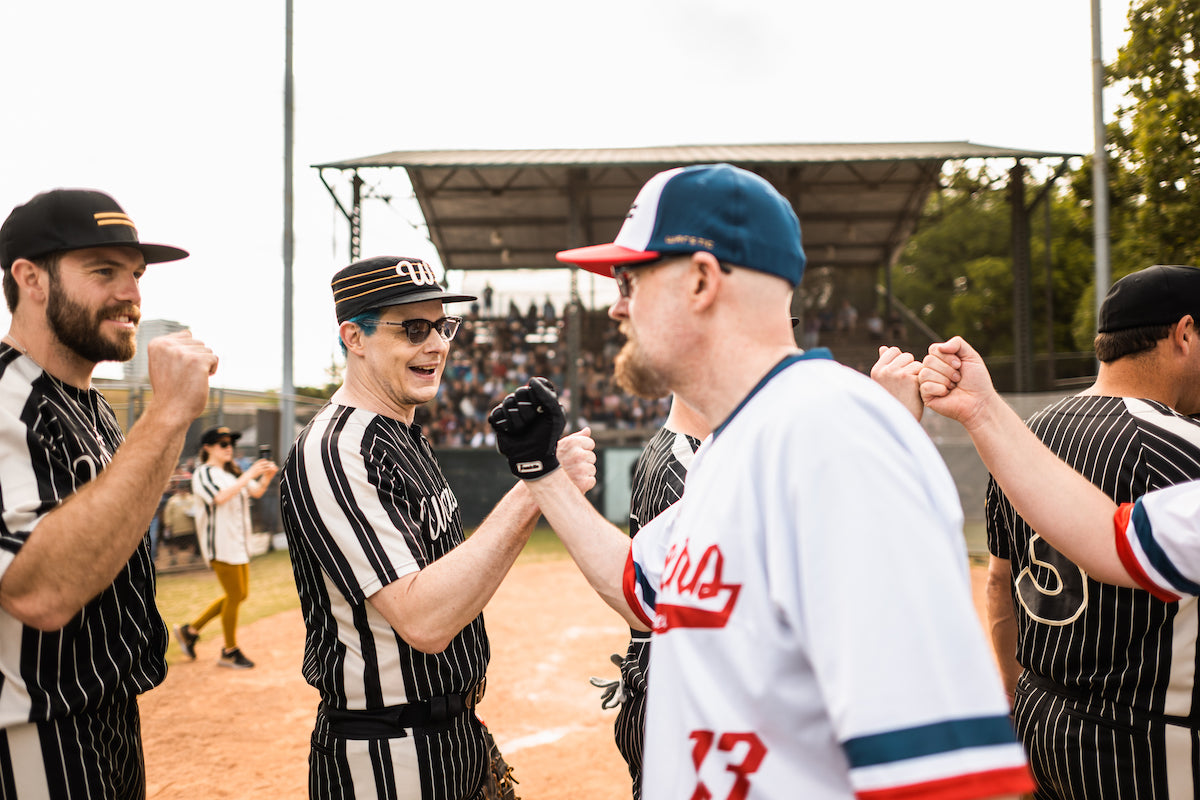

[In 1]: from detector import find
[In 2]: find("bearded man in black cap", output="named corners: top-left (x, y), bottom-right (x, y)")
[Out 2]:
top-left (0, 188), bottom-right (217, 798)
top-left (980, 264), bottom-right (1200, 799)
top-left (278, 256), bottom-right (596, 800)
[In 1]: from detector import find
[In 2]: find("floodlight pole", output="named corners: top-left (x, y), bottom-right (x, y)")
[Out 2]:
top-left (1091, 0), bottom-right (1111, 320)
top-left (281, 0), bottom-right (296, 464)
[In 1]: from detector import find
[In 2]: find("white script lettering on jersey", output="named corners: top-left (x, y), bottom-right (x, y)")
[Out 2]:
top-left (418, 485), bottom-right (460, 541)
top-left (395, 259), bottom-right (438, 286)
top-left (655, 539), bottom-right (741, 632)
top-left (72, 454), bottom-right (100, 484)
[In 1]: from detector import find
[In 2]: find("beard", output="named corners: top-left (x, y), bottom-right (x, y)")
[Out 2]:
top-left (46, 274), bottom-right (139, 363)
top-left (613, 322), bottom-right (671, 400)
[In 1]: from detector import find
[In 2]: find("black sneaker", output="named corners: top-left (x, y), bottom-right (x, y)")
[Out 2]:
top-left (218, 647), bottom-right (255, 669)
top-left (173, 624), bottom-right (199, 660)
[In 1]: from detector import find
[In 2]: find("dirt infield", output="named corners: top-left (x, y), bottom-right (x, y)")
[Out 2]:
top-left (141, 560), bottom-right (991, 799)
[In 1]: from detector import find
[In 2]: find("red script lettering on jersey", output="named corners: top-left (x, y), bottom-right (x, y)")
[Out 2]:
top-left (655, 540), bottom-right (741, 632)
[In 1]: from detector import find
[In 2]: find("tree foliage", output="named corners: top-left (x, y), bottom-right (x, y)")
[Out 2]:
top-left (1108, 0), bottom-right (1200, 267)
top-left (896, 1), bottom-right (1200, 362)
top-left (893, 167), bottom-right (1094, 358)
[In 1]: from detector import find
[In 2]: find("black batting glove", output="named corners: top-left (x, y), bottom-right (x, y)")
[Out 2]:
top-left (488, 377), bottom-right (565, 480)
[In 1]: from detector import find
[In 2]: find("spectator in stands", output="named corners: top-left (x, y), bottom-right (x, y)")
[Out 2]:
top-left (837, 299), bottom-right (858, 333)
top-left (161, 476), bottom-right (200, 565)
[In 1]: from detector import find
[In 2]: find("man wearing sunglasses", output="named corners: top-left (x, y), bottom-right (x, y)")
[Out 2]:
top-left (278, 255), bottom-right (596, 800)
top-left (490, 164), bottom-right (1033, 799)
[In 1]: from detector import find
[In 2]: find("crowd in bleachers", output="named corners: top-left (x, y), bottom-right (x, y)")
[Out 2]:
top-left (413, 302), bottom-right (673, 448)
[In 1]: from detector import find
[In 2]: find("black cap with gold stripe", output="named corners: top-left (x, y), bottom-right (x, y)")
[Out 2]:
top-left (333, 256), bottom-right (476, 322)
top-left (0, 188), bottom-right (188, 270)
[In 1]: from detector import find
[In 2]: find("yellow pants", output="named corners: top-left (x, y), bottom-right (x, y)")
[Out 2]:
top-left (191, 560), bottom-right (250, 650)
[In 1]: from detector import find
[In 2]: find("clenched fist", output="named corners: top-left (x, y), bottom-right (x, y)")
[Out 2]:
top-left (488, 377), bottom-right (565, 480)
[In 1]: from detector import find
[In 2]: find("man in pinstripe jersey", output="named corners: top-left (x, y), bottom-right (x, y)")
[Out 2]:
top-left (596, 392), bottom-right (706, 800)
top-left (983, 265), bottom-right (1200, 799)
top-left (279, 256), bottom-right (596, 800)
top-left (0, 189), bottom-right (216, 799)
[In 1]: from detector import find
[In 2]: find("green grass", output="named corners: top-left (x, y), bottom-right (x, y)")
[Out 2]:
top-left (156, 549), bottom-right (301, 665)
top-left (154, 527), bottom-right (579, 664)
top-left (517, 525), bottom-right (572, 562)
top-left (963, 520), bottom-right (988, 565)
top-left (155, 521), bottom-right (986, 663)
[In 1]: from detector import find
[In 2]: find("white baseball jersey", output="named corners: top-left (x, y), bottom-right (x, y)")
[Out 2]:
top-left (1116, 480), bottom-right (1200, 601)
top-left (625, 352), bottom-right (1033, 800)
top-left (192, 464), bottom-right (254, 565)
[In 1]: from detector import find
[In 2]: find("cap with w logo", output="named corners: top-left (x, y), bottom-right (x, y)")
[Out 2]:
top-left (0, 188), bottom-right (188, 270)
top-left (332, 256), bottom-right (476, 322)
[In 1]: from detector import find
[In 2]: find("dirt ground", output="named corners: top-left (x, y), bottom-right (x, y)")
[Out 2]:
top-left (140, 560), bottom-right (991, 799)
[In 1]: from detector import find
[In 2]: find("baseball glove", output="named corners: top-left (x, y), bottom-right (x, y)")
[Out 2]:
top-left (479, 724), bottom-right (520, 800)
top-left (588, 653), bottom-right (628, 709)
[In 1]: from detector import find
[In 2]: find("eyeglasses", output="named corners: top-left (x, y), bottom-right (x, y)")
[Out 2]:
top-left (373, 315), bottom-right (463, 345)
top-left (612, 262), bottom-right (661, 299)
top-left (612, 257), bottom-right (731, 299)
top-left (215, 441), bottom-right (234, 448)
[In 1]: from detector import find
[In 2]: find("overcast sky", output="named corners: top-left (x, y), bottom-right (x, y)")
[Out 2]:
top-left (0, 0), bottom-right (1133, 389)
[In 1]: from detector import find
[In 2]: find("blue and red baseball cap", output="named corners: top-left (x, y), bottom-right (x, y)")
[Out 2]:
top-left (556, 163), bottom-right (806, 287)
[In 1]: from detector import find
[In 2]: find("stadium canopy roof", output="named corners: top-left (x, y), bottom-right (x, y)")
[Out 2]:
top-left (313, 141), bottom-right (1076, 275)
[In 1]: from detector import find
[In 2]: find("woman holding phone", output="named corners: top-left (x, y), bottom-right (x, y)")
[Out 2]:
top-left (173, 426), bottom-right (278, 669)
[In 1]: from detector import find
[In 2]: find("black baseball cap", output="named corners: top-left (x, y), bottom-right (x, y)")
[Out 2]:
top-left (0, 189), bottom-right (188, 270)
top-left (1097, 265), bottom-right (1200, 333)
top-left (200, 426), bottom-right (241, 446)
top-left (332, 256), bottom-right (476, 323)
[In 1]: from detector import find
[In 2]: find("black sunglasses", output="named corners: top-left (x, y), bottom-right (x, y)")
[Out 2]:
top-left (373, 315), bottom-right (463, 345)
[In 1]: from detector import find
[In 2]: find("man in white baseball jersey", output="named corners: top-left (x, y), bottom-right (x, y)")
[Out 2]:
top-left (488, 164), bottom-right (1033, 799)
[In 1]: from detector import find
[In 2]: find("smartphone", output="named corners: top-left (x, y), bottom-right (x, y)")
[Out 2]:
top-left (258, 445), bottom-right (272, 461)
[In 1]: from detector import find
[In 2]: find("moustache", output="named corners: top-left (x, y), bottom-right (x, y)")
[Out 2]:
top-left (102, 305), bottom-right (141, 325)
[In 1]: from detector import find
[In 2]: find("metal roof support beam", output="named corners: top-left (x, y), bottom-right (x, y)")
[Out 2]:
top-left (564, 168), bottom-right (588, 430)
top-left (350, 172), bottom-right (363, 262)
top-left (1021, 158), bottom-right (1071, 387)
top-left (316, 168), bottom-right (365, 263)
top-left (1010, 161), bottom-right (1033, 392)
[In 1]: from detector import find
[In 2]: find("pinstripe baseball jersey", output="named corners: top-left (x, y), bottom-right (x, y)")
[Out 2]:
top-left (624, 353), bottom-right (1032, 800)
top-left (0, 346), bottom-right (166, 794)
top-left (616, 425), bottom-right (702, 800)
top-left (987, 396), bottom-right (1200, 715)
top-left (192, 464), bottom-right (253, 564)
top-left (279, 402), bottom-right (490, 800)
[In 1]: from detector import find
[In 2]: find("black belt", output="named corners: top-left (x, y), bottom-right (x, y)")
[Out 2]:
top-left (1022, 672), bottom-right (1200, 730)
top-left (322, 680), bottom-right (485, 738)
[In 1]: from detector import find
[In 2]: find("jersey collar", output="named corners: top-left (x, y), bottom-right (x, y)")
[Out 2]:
top-left (713, 348), bottom-right (833, 439)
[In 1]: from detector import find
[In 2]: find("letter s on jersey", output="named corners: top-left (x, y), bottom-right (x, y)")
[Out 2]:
top-left (655, 540), bottom-right (741, 632)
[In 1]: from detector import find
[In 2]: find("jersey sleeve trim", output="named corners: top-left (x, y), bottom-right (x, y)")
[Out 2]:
top-left (622, 547), bottom-right (656, 630)
top-left (1114, 501), bottom-right (1186, 601)
top-left (844, 715), bottom-right (1033, 799)
top-left (843, 714), bottom-right (1016, 769)
top-left (856, 765), bottom-right (1035, 800)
